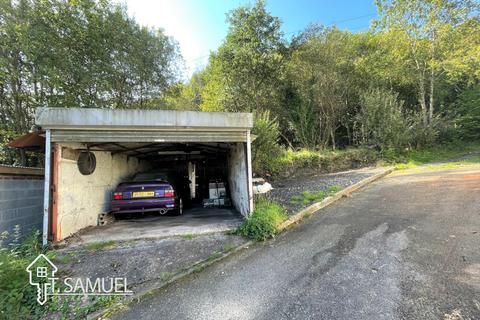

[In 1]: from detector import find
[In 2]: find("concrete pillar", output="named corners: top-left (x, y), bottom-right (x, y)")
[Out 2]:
top-left (227, 142), bottom-right (252, 217)
top-left (188, 161), bottom-right (196, 199)
top-left (42, 130), bottom-right (51, 246)
top-left (246, 131), bottom-right (254, 214)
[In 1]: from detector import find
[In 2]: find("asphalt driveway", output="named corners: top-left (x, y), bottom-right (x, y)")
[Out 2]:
top-left (113, 168), bottom-right (480, 320)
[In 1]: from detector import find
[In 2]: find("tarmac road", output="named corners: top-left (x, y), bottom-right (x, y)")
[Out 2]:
top-left (113, 168), bottom-right (480, 320)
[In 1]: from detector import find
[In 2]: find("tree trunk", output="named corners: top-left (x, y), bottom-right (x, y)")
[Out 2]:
top-left (330, 128), bottom-right (336, 150)
top-left (345, 122), bottom-right (351, 145)
top-left (428, 29), bottom-right (436, 125)
top-left (429, 67), bottom-right (434, 124)
top-left (411, 41), bottom-right (428, 126)
top-left (418, 76), bottom-right (428, 125)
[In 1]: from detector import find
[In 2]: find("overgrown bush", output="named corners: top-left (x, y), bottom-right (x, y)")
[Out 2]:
top-left (251, 110), bottom-right (284, 175)
top-left (354, 88), bottom-right (409, 150)
top-left (353, 88), bottom-right (448, 151)
top-left (405, 111), bottom-right (442, 148)
top-left (236, 198), bottom-right (287, 241)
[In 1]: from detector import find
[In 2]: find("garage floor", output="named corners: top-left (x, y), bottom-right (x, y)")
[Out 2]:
top-left (70, 207), bottom-right (243, 246)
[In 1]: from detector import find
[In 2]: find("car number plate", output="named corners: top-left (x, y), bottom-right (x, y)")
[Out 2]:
top-left (132, 191), bottom-right (155, 198)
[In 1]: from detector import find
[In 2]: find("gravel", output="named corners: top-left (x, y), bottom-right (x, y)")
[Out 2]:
top-left (265, 169), bottom-right (376, 214)
top-left (56, 234), bottom-right (247, 293)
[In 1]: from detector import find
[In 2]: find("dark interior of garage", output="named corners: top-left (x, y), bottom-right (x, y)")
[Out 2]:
top-left (84, 142), bottom-right (237, 218)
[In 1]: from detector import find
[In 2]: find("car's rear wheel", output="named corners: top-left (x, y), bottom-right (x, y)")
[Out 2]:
top-left (177, 198), bottom-right (183, 215)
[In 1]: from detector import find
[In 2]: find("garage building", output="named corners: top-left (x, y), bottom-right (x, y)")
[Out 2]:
top-left (35, 108), bottom-right (254, 245)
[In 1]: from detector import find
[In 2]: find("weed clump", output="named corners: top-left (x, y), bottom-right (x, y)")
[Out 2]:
top-left (236, 198), bottom-right (287, 241)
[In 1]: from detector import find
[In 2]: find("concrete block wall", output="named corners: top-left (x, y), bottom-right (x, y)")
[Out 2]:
top-left (56, 144), bottom-right (147, 240)
top-left (0, 176), bottom-right (44, 241)
top-left (227, 142), bottom-right (250, 216)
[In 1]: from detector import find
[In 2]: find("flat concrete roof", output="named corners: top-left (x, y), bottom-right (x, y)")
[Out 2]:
top-left (36, 108), bottom-right (253, 131)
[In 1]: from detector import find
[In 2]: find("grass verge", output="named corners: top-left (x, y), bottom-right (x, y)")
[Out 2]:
top-left (291, 185), bottom-right (343, 206)
top-left (263, 141), bottom-right (480, 178)
top-left (85, 240), bottom-right (117, 252)
top-left (393, 156), bottom-right (480, 173)
top-left (381, 141), bottom-right (480, 170)
top-left (236, 198), bottom-right (287, 241)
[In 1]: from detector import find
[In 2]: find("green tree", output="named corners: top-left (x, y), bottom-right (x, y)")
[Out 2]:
top-left (375, 0), bottom-right (480, 124)
top-left (161, 72), bottom-right (205, 111)
top-left (0, 0), bottom-right (182, 165)
top-left (202, 0), bottom-right (286, 113)
top-left (199, 57), bottom-right (227, 112)
top-left (441, 17), bottom-right (480, 83)
top-left (286, 26), bottom-right (357, 149)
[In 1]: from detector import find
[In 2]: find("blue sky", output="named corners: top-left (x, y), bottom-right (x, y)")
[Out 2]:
top-left (118, 0), bottom-right (378, 77)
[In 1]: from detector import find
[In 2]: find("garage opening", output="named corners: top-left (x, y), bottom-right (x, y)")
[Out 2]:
top-left (83, 142), bottom-right (240, 212)
top-left (34, 108), bottom-right (253, 243)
